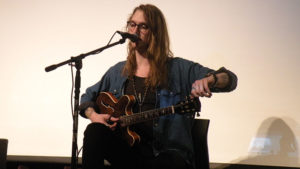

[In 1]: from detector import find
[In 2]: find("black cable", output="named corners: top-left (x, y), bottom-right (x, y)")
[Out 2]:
top-left (107, 31), bottom-right (117, 46)
top-left (70, 63), bottom-right (75, 118)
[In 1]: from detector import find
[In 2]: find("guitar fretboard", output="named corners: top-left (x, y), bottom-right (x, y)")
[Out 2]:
top-left (119, 106), bottom-right (175, 126)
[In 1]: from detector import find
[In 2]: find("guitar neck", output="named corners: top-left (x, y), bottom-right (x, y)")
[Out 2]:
top-left (120, 106), bottom-right (175, 126)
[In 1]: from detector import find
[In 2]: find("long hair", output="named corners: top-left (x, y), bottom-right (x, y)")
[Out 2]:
top-left (123, 4), bottom-right (173, 88)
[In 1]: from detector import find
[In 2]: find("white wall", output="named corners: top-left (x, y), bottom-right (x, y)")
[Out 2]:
top-left (0, 0), bottom-right (299, 167)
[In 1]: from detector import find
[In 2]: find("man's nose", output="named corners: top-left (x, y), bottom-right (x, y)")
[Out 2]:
top-left (131, 26), bottom-right (140, 35)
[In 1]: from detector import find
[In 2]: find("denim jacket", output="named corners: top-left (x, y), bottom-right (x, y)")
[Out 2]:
top-left (80, 57), bottom-right (237, 168)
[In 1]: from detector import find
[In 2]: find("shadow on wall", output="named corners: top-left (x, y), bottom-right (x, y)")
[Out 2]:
top-left (217, 117), bottom-right (300, 168)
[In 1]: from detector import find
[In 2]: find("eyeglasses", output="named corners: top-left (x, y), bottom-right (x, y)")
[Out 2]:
top-left (127, 21), bottom-right (149, 32)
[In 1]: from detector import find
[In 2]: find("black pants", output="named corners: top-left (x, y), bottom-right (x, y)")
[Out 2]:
top-left (82, 123), bottom-right (190, 169)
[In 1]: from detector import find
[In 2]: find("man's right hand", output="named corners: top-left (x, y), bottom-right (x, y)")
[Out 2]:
top-left (85, 107), bottom-right (119, 130)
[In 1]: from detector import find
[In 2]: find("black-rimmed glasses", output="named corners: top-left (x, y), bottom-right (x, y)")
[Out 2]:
top-left (127, 21), bottom-right (149, 32)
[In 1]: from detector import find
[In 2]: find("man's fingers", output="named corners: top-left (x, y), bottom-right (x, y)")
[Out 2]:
top-left (110, 116), bottom-right (119, 122)
top-left (191, 81), bottom-right (212, 98)
top-left (106, 115), bottom-right (119, 125)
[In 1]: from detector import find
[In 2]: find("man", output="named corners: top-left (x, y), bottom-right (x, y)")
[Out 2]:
top-left (79, 4), bottom-right (237, 169)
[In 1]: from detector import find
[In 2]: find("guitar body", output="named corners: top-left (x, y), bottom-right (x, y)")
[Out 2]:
top-left (96, 92), bottom-right (140, 146)
top-left (96, 92), bottom-right (200, 147)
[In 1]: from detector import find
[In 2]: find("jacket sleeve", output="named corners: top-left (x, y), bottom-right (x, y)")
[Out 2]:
top-left (190, 63), bottom-right (238, 92)
top-left (171, 57), bottom-right (238, 94)
top-left (78, 71), bottom-right (111, 118)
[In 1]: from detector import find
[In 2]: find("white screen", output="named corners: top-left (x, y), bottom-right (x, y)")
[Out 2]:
top-left (1, 0), bottom-right (299, 167)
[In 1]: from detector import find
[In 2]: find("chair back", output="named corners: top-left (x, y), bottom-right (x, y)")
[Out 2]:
top-left (0, 139), bottom-right (8, 169)
top-left (192, 119), bottom-right (210, 169)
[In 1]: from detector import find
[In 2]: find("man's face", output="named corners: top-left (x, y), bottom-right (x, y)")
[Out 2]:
top-left (127, 10), bottom-right (150, 52)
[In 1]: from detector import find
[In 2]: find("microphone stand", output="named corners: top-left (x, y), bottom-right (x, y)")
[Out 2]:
top-left (45, 38), bottom-right (126, 169)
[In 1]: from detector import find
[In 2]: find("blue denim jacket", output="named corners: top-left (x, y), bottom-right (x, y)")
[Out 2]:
top-left (80, 57), bottom-right (237, 168)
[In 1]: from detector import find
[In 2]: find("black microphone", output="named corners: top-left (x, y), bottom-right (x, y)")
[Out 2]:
top-left (116, 31), bottom-right (140, 42)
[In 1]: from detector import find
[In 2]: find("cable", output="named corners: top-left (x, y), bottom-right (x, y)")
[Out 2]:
top-left (70, 63), bottom-right (75, 118)
top-left (107, 31), bottom-right (117, 46)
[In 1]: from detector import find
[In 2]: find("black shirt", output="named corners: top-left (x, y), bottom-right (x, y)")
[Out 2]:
top-left (124, 76), bottom-right (156, 157)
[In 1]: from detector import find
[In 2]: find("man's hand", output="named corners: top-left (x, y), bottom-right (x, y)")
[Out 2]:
top-left (190, 75), bottom-right (215, 98)
top-left (190, 72), bottom-right (229, 98)
top-left (85, 107), bottom-right (119, 130)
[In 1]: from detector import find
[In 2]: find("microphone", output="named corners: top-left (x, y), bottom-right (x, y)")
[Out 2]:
top-left (116, 31), bottom-right (140, 42)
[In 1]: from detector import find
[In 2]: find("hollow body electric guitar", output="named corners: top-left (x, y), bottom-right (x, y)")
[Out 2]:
top-left (96, 92), bottom-right (201, 146)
